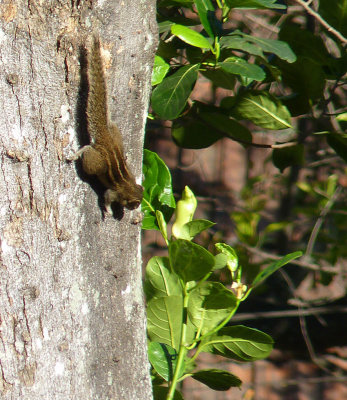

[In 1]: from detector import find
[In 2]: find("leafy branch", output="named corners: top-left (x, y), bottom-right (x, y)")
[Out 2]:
top-left (142, 150), bottom-right (302, 399)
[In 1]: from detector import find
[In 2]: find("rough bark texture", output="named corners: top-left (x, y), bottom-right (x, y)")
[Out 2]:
top-left (0, 1), bottom-right (157, 399)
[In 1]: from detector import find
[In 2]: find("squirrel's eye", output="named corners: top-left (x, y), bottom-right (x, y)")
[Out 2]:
top-left (127, 200), bottom-right (140, 210)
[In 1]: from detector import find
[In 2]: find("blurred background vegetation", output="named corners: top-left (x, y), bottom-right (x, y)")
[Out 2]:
top-left (144, 0), bottom-right (347, 398)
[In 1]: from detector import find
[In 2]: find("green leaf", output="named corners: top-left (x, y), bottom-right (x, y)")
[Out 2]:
top-left (156, 39), bottom-right (179, 60)
top-left (144, 256), bottom-right (182, 301)
top-left (200, 111), bottom-right (253, 143)
top-left (185, 315), bottom-right (199, 345)
top-left (326, 132), bottom-right (347, 163)
top-left (148, 342), bottom-right (178, 382)
top-left (188, 282), bottom-right (237, 335)
top-left (191, 369), bottom-right (242, 390)
top-left (142, 150), bottom-right (175, 230)
top-left (169, 239), bottom-right (215, 282)
top-left (152, 56), bottom-right (170, 86)
top-left (172, 116), bottom-right (224, 149)
top-left (221, 32), bottom-right (296, 63)
top-left (219, 57), bottom-right (266, 81)
top-left (263, 221), bottom-right (291, 235)
top-left (171, 24), bottom-right (213, 49)
top-left (220, 36), bottom-right (264, 58)
top-left (186, 46), bottom-right (204, 64)
top-left (151, 64), bottom-right (200, 120)
top-left (172, 102), bottom-right (252, 149)
top-left (233, 91), bottom-right (292, 129)
top-left (194, 0), bottom-right (218, 39)
top-left (220, 96), bottom-right (237, 109)
top-left (232, 211), bottom-right (260, 245)
top-left (215, 243), bottom-right (238, 272)
top-left (173, 101), bottom-right (252, 150)
top-left (319, 0), bottom-right (347, 37)
top-left (152, 385), bottom-right (184, 400)
top-left (147, 296), bottom-right (183, 350)
top-left (158, 20), bottom-right (175, 34)
top-left (272, 144), bottom-right (304, 172)
top-left (277, 57), bottom-right (325, 114)
top-left (175, 219), bottom-right (215, 240)
top-left (279, 23), bottom-right (331, 65)
top-left (213, 253), bottom-right (229, 271)
top-left (241, 33), bottom-right (296, 63)
top-left (201, 68), bottom-right (236, 90)
top-left (202, 325), bottom-right (274, 361)
top-left (252, 251), bottom-right (302, 288)
top-left (225, 0), bottom-right (286, 10)
top-left (336, 113), bottom-right (347, 122)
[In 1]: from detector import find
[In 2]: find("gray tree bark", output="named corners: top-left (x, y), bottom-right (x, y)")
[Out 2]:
top-left (0, 1), bottom-right (157, 399)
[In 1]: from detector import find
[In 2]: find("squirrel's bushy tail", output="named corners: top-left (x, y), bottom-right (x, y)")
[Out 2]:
top-left (87, 35), bottom-right (109, 140)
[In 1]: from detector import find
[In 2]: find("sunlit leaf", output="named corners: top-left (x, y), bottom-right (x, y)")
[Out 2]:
top-left (142, 150), bottom-right (175, 230)
top-left (215, 243), bottom-right (238, 272)
top-left (152, 56), bottom-right (170, 86)
top-left (220, 36), bottom-right (264, 57)
top-left (194, 0), bottom-right (219, 39)
top-left (219, 57), bottom-right (266, 81)
top-left (176, 219), bottom-right (215, 240)
top-left (169, 239), bottom-right (215, 282)
top-left (151, 64), bottom-right (200, 120)
top-left (252, 251), bottom-right (302, 287)
top-left (188, 282), bottom-right (237, 335)
top-left (233, 91), bottom-right (292, 129)
top-left (171, 24), bottom-right (213, 49)
top-left (148, 342), bottom-right (178, 382)
top-left (201, 325), bottom-right (274, 361)
top-left (144, 256), bottom-right (182, 301)
top-left (221, 32), bottom-right (296, 63)
top-left (241, 33), bottom-right (296, 63)
top-left (147, 296), bottom-right (183, 350)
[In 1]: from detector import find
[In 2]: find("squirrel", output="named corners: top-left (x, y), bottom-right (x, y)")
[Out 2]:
top-left (74, 35), bottom-right (143, 213)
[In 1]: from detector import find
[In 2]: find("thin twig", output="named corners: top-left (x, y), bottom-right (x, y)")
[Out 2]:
top-left (244, 14), bottom-right (280, 33)
top-left (305, 186), bottom-right (342, 258)
top-left (244, 244), bottom-right (340, 274)
top-left (231, 305), bottom-right (347, 321)
top-left (279, 269), bottom-right (331, 373)
top-left (308, 156), bottom-right (340, 168)
top-left (276, 375), bottom-right (347, 387)
top-left (293, 0), bottom-right (347, 44)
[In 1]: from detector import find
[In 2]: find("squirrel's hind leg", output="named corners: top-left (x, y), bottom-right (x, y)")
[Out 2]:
top-left (74, 145), bottom-right (108, 176)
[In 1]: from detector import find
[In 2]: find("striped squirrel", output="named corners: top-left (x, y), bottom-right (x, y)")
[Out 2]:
top-left (74, 36), bottom-right (143, 213)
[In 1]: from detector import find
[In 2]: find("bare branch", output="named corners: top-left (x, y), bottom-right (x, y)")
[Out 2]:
top-left (293, 0), bottom-right (347, 44)
top-left (232, 304), bottom-right (347, 321)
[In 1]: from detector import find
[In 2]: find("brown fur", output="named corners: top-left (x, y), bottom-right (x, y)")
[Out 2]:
top-left (75, 36), bottom-right (143, 212)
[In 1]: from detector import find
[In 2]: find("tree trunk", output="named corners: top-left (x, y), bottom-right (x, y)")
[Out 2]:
top-left (0, 1), bottom-right (157, 399)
